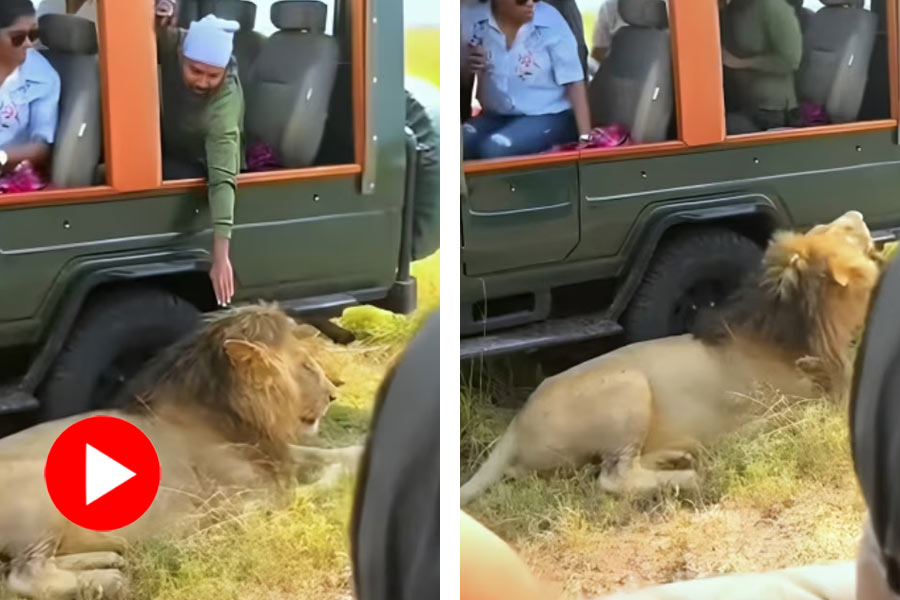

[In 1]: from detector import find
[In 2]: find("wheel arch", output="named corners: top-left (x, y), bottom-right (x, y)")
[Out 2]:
top-left (607, 194), bottom-right (789, 322)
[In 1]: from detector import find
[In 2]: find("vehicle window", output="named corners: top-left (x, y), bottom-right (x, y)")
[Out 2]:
top-left (461, 0), bottom-right (677, 162)
top-left (719, 0), bottom-right (887, 136)
top-left (5, 0), bottom-right (107, 191)
top-left (159, 0), bottom-right (351, 183)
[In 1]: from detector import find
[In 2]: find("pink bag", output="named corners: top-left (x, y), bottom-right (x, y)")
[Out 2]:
top-left (548, 123), bottom-right (632, 152)
top-left (246, 141), bottom-right (282, 172)
top-left (800, 102), bottom-right (830, 127)
top-left (0, 161), bottom-right (48, 194)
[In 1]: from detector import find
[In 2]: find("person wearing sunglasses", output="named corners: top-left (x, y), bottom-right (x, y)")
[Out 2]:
top-left (0, 0), bottom-right (60, 180)
top-left (154, 0), bottom-right (244, 309)
top-left (461, 0), bottom-right (591, 160)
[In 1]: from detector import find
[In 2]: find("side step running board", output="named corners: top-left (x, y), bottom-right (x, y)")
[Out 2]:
top-left (0, 386), bottom-right (40, 415)
top-left (461, 314), bottom-right (623, 360)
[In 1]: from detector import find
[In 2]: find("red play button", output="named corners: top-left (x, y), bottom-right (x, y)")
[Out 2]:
top-left (44, 415), bottom-right (161, 531)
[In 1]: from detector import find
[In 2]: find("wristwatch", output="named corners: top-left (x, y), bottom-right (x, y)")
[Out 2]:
top-left (0, 150), bottom-right (9, 168)
top-left (578, 133), bottom-right (591, 143)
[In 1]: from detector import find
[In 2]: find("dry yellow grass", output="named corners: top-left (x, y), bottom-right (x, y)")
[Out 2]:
top-left (461, 372), bottom-right (865, 599)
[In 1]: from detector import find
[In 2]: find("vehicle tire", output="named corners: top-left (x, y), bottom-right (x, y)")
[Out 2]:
top-left (38, 287), bottom-right (200, 420)
top-left (406, 89), bottom-right (440, 261)
top-left (622, 228), bottom-right (763, 343)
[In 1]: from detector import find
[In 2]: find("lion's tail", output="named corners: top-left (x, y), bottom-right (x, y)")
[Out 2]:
top-left (461, 425), bottom-right (517, 506)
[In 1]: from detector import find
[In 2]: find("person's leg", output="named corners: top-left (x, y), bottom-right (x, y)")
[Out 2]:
top-left (462, 113), bottom-right (508, 160)
top-left (477, 111), bottom-right (578, 159)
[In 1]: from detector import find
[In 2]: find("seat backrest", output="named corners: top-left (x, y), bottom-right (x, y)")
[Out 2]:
top-left (797, 0), bottom-right (877, 123)
top-left (245, 1), bottom-right (339, 168)
top-left (196, 0), bottom-right (266, 77)
top-left (587, 0), bottom-right (673, 143)
top-left (786, 0), bottom-right (815, 32)
top-left (38, 14), bottom-right (102, 188)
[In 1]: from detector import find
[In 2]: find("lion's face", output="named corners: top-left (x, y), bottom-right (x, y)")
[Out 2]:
top-left (807, 210), bottom-right (878, 262)
top-left (221, 309), bottom-right (344, 445)
top-left (768, 210), bottom-right (881, 336)
top-left (284, 328), bottom-right (342, 438)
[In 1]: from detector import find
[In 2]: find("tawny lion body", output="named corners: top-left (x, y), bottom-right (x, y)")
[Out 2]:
top-left (461, 211), bottom-right (882, 505)
top-left (0, 305), bottom-right (362, 599)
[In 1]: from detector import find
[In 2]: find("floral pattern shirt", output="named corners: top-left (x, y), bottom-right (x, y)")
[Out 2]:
top-left (461, 1), bottom-right (583, 116)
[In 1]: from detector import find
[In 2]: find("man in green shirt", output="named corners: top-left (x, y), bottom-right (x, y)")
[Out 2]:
top-left (155, 0), bottom-right (244, 307)
top-left (719, 0), bottom-right (803, 133)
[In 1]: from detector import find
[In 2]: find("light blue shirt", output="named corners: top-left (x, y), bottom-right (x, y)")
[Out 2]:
top-left (461, 1), bottom-right (583, 116)
top-left (0, 49), bottom-right (60, 148)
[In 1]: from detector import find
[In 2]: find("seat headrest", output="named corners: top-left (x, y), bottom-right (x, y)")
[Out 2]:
top-left (202, 0), bottom-right (257, 31)
top-left (271, 0), bottom-right (328, 33)
top-left (619, 0), bottom-right (668, 28)
top-left (820, 0), bottom-right (865, 6)
top-left (38, 14), bottom-right (98, 54)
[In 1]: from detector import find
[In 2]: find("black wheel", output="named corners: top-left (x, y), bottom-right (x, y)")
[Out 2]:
top-left (623, 228), bottom-right (763, 343)
top-left (38, 287), bottom-right (200, 420)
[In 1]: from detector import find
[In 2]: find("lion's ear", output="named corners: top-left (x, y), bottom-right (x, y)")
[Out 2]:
top-left (223, 339), bottom-right (272, 369)
top-left (827, 255), bottom-right (872, 288)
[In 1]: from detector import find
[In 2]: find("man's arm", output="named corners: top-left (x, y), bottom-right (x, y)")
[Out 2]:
top-left (203, 84), bottom-right (242, 240)
top-left (725, 0), bottom-right (801, 74)
top-left (590, 0), bottom-right (616, 64)
top-left (154, 0), bottom-right (181, 63)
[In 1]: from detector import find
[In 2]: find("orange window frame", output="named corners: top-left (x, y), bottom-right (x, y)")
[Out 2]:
top-left (0, 0), bottom-right (369, 209)
top-left (462, 0), bottom-right (900, 176)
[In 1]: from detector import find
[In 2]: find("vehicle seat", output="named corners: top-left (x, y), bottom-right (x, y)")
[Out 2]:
top-left (38, 14), bottom-right (102, 188)
top-left (196, 0), bottom-right (266, 77)
top-left (587, 0), bottom-right (673, 143)
top-left (786, 0), bottom-right (815, 33)
top-left (244, 1), bottom-right (339, 168)
top-left (796, 0), bottom-right (877, 123)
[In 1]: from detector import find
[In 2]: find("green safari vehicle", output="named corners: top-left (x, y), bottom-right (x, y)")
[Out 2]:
top-left (0, 0), bottom-right (439, 428)
top-left (461, 0), bottom-right (898, 358)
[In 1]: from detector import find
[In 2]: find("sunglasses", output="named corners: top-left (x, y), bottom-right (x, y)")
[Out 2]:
top-left (7, 28), bottom-right (39, 48)
top-left (515, 0), bottom-right (540, 4)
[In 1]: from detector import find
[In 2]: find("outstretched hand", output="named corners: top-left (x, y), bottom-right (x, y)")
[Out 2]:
top-left (210, 236), bottom-right (235, 307)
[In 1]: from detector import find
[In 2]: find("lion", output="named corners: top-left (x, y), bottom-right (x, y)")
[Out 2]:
top-left (0, 304), bottom-right (364, 599)
top-left (461, 210), bottom-right (883, 505)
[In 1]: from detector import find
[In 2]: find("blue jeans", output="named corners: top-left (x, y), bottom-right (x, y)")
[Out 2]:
top-left (462, 110), bottom-right (578, 160)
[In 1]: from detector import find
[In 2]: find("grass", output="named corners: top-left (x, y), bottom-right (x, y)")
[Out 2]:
top-left (405, 28), bottom-right (440, 87)
top-left (31, 251), bottom-right (438, 600)
top-left (461, 365), bottom-right (866, 598)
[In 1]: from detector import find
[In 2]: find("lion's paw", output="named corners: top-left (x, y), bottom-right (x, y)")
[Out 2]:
top-left (76, 569), bottom-right (128, 600)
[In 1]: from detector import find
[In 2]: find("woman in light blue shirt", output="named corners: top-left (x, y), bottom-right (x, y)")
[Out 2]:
top-left (0, 0), bottom-right (60, 174)
top-left (461, 0), bottom-right (591, 160)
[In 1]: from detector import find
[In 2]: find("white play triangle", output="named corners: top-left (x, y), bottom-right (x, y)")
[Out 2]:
top-left (85, 444), bottom-right (136, 505)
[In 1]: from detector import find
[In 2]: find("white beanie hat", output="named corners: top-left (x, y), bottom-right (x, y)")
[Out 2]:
top-left (182, 15), bottom-right (240, 69)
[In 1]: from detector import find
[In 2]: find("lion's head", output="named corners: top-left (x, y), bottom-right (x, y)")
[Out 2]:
top-left (693, 210), bottom-right (883, 383)
top-left (120, 303), bottom-right (345, 451)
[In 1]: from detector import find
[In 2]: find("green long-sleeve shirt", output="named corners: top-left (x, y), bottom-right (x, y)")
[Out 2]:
top-left (721, 0), bottom-right (803, 113)
top-left (157, 27), bottom-right (245, 239)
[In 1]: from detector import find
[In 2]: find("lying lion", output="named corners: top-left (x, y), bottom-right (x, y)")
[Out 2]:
top-left (461, 210), bottom-right (883, 505)
top-left (0, 305), bottom-right (363, 599)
